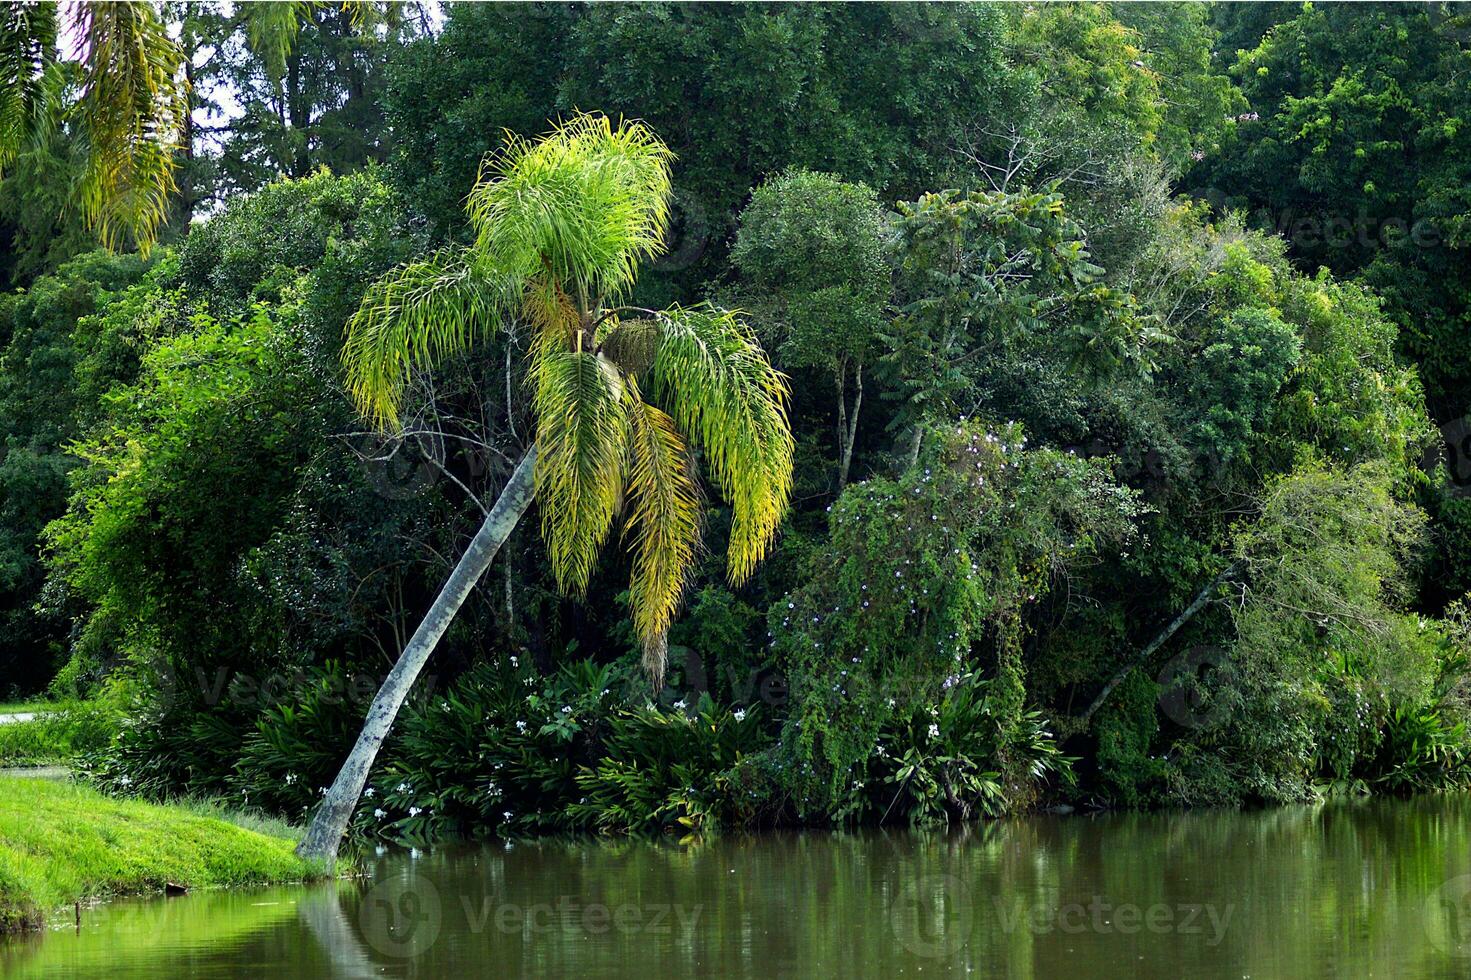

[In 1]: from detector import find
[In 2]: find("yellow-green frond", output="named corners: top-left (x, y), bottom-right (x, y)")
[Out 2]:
top-left (0, 2), bottom-right (57, 170)
top-left (72, 0), bottom-right (188, 253)
top-left (621, 377), bottom-right (701, 685)
top-left (243, 1), bottom-right (311, 82)
top-left (533, 350), bottom-right (629, 595)
top-left (343, 248), bottom-right (513, 431)
top-left (466, 112), bottom-right (674, 304)
top-left (651, 305), bottom-right (793, 584)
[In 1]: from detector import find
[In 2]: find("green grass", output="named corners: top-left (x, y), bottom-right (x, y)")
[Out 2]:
top-left (0, 701), bottom-right (48, 715)
top-left (0, 700), bottom-right (120, 766)
top-left (0, 777), bottom-right (331, 934)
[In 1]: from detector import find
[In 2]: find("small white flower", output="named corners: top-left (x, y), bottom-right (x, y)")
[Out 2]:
top-left (363, 787), bottom-right (375, 798)
top-left (560, 705), bottom-right (571, 714)
top-left (515, 720), bottom-right (527, 731)
top-left (509, 656), bottom-right (519, 667)
top-left (284, 773), bottom-right (298, 786)
top-left (673, 699), bottom-right (687, 710)
top-left (502, 811), bottom-right (513, 821)
top-left (733, 709), bottom-right (747, 722)
top-left (373, 808), bottom-right (387, 819)
top-left (117, 775), bottom-right (133, 787)
top-left (927, 724), bottom-right (940, 739)
top-left (396, 782), bottom-right (409, 792)
top-left (408, 806), bottom-right (422, 818)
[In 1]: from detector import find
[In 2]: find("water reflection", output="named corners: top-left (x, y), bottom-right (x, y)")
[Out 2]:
top-left (5, 794), bottom-right (1471, 977)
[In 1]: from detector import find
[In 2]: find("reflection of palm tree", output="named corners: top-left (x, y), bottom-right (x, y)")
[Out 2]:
top-left (296, 883), bottom-right (381, 980)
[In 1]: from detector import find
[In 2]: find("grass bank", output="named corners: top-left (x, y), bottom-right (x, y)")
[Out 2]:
top-left (0, 701), bottom-right (119, 767)
top-left (0, 776), bottom-right (330, 934)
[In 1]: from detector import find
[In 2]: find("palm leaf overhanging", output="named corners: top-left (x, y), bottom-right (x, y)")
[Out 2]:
top-left (0, 0), bottom-right (187, 254)
top-left (342, 113), bottom-right (794, 682)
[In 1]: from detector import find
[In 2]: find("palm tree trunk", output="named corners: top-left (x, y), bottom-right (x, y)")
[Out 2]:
top-left (296, 446), bottom-right (538, 863)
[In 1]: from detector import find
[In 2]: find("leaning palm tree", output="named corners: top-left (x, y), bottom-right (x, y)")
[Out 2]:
top-left (296, 113), bottom-right (794, 862)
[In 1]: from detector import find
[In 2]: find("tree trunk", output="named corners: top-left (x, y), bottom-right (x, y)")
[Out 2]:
top-left (1072, 561), bottom-right (1240, 730)
top-left (296, 446), bottom-right (538, 863)
top-left (837, 362), bottom-right (862, 491)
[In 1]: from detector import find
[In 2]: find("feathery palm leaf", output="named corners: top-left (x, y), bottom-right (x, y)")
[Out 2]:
top-left (243, 1), bottom-right (311, 82)
top-left (652, 305), bottom-right (794, 583)
top-left (0, 2), bottom-right (57, 169)
top-left (533, 350), bottom-right (629, 595)
top-left (242, 1), bottom-right (371, 82)
top-left (73, 0), bottom-right (188, 253)
top-left (621, 375), bottom-right (702, 680)
top-left (467, 114), bottom-right (674, 310)
top-left (344, 248), bottom-right (515, 430)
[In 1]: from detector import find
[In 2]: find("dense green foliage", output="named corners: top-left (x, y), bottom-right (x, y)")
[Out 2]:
top-left (1, 2), bottom-right (1469, 842)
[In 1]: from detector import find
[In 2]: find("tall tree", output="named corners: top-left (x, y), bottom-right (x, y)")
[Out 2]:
top-left (298, 113), bottom-right (794, 861)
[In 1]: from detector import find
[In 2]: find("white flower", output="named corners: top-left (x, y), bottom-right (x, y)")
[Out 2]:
top-left (363, 787), bottom-right (375, 798)
top-left (408, 806), bottom-right (422, 817)
top-left (284, 773), bottom-right (298, 786)
top-left (673, 699), bottom-right (687, 710)
top-left (373, 808), bottom-right (386, 819)
top-left (509, 656), bottom-right (519, 667)
top-left (396, 782), bottom-right (409, 792)
top-left (502, 811), bottom-right (513, 821)
top-left (927, 724), bottom-right (940, 739)
top-left (560, 705), bottom-right (572, 714)
top-left (733, 709), bottom-right (747, 722)
top-left (117, 775), bottom-right (133, 787)
top-left (515, 720), bottom-right (527, 732)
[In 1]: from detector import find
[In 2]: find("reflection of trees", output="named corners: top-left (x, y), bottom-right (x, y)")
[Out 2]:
top-left (9, 799), bottom-right (1471, 976)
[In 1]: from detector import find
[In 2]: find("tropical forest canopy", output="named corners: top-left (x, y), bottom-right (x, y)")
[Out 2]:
top-left (4, 1), bottom-right (1471, 835)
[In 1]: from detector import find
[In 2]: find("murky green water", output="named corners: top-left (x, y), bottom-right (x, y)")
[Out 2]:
top-left (6, 794), bottom-right (1471, 978)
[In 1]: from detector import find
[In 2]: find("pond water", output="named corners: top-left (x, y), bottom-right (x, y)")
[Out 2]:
top-left (6, 794), bottom-right (1471, 978)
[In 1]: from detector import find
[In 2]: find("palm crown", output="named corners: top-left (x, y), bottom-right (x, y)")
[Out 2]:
top-left (343, 113), bottom-right (793, 680)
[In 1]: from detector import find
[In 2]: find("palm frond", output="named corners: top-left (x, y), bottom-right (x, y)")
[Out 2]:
top-left (652, 305), bottom-right (793, 583)
top-left (621, 376), bottom-right (701, 685)
top-left (466, 113), bottom-right (674, 305)
top-left (343, 248), bottom-right (515, 431)
top-left (533, 350), bottom-right (629, 594)
top-left (72, 0), bottom-right (188, 253)
top-left (0, 2), bottom-right (57, 170)
top-left (243, 1), bottom-right (311, 82)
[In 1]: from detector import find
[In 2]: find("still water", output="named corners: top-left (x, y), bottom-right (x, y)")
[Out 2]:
top-left (5, 794), bottom-right (1471, 978)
